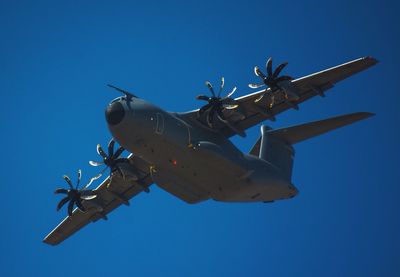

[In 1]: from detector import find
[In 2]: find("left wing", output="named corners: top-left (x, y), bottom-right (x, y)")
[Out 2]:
top-left (182, 56), bottom-right (378, 137)
top-left (43, 155), bottom-right (152, 246)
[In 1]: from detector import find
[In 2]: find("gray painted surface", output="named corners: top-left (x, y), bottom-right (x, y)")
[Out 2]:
top-left (43, 56), bottom-right (377, 245)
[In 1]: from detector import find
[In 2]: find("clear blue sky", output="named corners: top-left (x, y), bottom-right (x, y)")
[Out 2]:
top-left (1, 0), bottom-right (399, 276)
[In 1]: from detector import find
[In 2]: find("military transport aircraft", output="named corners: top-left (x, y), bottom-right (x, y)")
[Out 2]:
top-left (43, 56), bottom-right (377, 245)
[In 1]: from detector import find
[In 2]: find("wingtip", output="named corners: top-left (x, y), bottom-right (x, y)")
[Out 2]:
top-left (43, 236), bottom-right (58, 246)
top-left (42, 237), bottom-right (52, 245)
top-left (364, 56), bottom-right (379, 65)
top-left (354, 111), bottom-right (376, 120)
top-left (364, 111), bottom-right (376, 117)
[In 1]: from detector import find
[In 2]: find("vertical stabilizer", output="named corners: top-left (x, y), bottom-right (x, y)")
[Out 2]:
top-left (259, 125), bottom-right (295, 181)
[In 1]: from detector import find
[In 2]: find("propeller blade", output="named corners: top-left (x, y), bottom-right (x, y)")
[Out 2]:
top-left (205, 81), bottom-right (215, 97)
top-left (225, 86), bottom-right (237, 98)
top-left (196, 95), bottom-right (211, 101)
top-left (97, 144), bottom-right (108, 159)
top-left (275, 75), bottom-right (293, 83)
top-left (218, 77), bottom-right (225, 97)
top-left (254, 66), bottom-right (265, 78)
top-left (75, 199), bottom-right (86, 212)
top-left (248, 83), bottom-right (265, 89)
top-left (54, 188), bottom-right (68, 194)
top-left (57, 197), bottom-right (70, 211)
top-left (273, 62), bottom-right (288, 78)
top-left (80, 191), bottom-right (97, 200)
top-left (254, 93), bottom-right (265, 103)
top-left (223, 104), bottom-right (239, 110)
top-left (112, 146), bottom-right (125, 159)
top-left (67, 200), bottom-right (75, 216)
top-left (216, 109), bottom-right (228, 123)
top-left (266, 57), bottom-right (273, 76)
top-left (221, 98), bottom-right (239, 109)
top-left (206, 106), bottom-right (217, 127)
top-left (81, 173), bottom-right (102, 190)
top-left (89, 160), bottom-right (104, 166)
top-left (76, 169), bottom-right (81, 188)
top-left (108, 139), bottom-right (115, 157)
top-left (63, 175), bottom-right (73, 189)
top-left (224, 105), bottom-right (239, 110)
top-left (198, 102), bottom-right (213, 115)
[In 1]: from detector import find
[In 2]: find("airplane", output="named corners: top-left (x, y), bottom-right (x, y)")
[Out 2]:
top-left (43, 56), bottom-right (378, 245)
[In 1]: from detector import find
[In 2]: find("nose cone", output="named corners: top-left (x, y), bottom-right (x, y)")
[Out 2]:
top-left (105, 101), bottom-right (125, 125)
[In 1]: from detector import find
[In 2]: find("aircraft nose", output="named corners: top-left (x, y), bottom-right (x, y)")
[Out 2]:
top-left (105, 101), bottom-right (125, 125)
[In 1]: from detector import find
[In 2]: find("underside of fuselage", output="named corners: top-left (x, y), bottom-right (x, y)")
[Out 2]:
top-left (43, 57), bottom-right (378, 246)
top-left (106, 98), bottom-right (298, 204)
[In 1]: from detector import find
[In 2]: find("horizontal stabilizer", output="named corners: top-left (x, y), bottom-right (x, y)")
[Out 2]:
top-left (249, 112), bottom-right (374, 155)
top-left (268, 112), bottom-right (374, 144)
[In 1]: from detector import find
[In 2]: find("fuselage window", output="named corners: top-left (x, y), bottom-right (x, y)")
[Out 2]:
top-left (156, 113), bottom-right (165, 134)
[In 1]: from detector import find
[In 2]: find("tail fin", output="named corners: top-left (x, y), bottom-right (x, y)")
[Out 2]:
top-left (259, 125), bottom-right (295, 180)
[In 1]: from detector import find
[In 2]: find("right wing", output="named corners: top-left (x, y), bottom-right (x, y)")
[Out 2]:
top-left (43, 155), bottom-right (152, 246)
top-left (182, 56), bottom-right (378, 137)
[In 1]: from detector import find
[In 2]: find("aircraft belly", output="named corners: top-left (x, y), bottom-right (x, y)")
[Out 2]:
top-left (210, 156), bottom-right (298, 203)
top-left (114, 111), bottom-right (297, 204)
top-left (140, 136), bottom-right (248, 204)
top-left (213, 179), bottom-right (298, 202)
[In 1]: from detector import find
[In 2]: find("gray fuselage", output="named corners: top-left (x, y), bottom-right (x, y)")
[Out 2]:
top-left (106, 97), bottom-right (297, 204)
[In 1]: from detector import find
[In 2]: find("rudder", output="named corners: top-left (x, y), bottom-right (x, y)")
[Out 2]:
top-left (259, 125), bottom-right (295, 181)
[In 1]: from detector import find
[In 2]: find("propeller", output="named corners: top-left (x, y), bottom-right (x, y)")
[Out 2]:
top-left (248, 57), bottom-right (293, 103)
top-left (196, 77), bottom-right (239, 127)
top-left (89, 139), bottom-right (129, 178)
top-left (55, 170), bottom-right (99, 216)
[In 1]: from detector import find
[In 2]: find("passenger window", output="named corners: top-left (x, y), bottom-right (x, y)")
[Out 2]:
top-left (156, 113), bottom-right (164, 134)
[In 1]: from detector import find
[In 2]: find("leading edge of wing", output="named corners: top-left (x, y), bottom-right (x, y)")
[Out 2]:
top-left (181, 56), bottom-right (378, 124)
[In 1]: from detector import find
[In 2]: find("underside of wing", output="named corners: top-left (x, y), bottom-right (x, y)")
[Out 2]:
top-left (43, 155), bottom-right (152, 246)
top-left (181, 56), bottom-right (378, 137)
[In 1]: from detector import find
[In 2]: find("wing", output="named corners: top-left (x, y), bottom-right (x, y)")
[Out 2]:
top-left (182, 56), bottom-right (378, 137)
top-left (43, 155), bottom-right (152, 246)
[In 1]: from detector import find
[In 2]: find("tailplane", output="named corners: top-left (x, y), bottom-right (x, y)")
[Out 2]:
top-left (267, 112), bottom-right (374, 144)
top-left (249, 112), bottom-right (374, 180)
